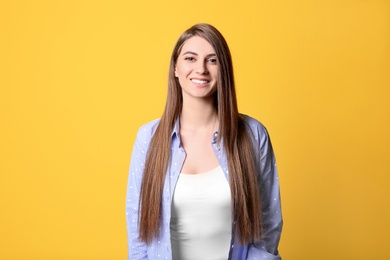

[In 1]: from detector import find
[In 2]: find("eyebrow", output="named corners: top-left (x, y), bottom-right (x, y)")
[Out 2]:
top-left (182, 51), bottom-right (216, 57)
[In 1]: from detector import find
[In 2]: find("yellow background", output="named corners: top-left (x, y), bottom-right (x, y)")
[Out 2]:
top-left (1, 0), bottom-right (389, 259)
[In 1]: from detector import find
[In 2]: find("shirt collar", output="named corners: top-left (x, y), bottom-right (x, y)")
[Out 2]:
top-left (171, 117), bottom-right (181, 144)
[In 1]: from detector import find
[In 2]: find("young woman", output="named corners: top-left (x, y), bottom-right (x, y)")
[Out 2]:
top-left (126, 23), bottom-right (282, 260)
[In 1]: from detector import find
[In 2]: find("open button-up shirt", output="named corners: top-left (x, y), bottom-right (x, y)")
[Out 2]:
top-left (126, 115), bottom-right (283, 260)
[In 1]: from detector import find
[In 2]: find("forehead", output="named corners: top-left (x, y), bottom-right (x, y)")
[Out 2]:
top-left (180, 36), bottom-right (216, 55)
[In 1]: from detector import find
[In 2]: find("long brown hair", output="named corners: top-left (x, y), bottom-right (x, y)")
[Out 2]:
top-left (139, 23), bottom-right (263, 244)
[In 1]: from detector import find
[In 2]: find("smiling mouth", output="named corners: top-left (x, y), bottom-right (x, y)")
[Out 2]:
top-left (191, 79), bottom-right (209, 84)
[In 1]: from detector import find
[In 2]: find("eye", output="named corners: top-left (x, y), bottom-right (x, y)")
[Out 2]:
top-left (184, 57), bottom-right (195, 61)
top-left (208, 58), bottom-right (217, 64)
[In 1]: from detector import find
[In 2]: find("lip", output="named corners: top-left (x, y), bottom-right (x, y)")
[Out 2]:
top-left (190, 78), bottom-right (210, 86)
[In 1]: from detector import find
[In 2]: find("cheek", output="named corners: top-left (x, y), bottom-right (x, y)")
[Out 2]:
top-left (213, 66), bottom-right (219, 75)
top-left (175, 69), bottom-right (186, 86)
top-left (176, 62), bottom-right (192, 76)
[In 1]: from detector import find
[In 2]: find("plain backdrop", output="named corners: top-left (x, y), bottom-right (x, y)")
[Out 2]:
top-left (1, 0), bottom-right (389, 259)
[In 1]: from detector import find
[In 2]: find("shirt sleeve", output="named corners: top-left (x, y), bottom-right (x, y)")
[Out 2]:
top-left (126, 127), bottom-right (150, 260)
top-left (247, 123), bottom-right (283, 260)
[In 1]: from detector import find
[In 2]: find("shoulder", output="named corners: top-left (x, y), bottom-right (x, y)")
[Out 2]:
top-left (240, 114), bottom-right (273, 151)
top-left (135, 118), bottom-right (161, 142)
top-left (138, 118), bottom-right (161, 133)
top-left (240, 114), bottom-right (269, 138)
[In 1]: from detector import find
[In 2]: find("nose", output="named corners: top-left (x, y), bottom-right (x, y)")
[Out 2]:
top-left (195, 61), bottom-right (208, 74)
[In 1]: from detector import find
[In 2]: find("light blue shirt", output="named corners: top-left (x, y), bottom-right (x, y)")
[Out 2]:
top-left (126, 115), bottom-right (283, 260)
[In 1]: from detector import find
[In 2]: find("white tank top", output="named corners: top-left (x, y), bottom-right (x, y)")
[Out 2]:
top-left (170, 166), bottom-right (232, 260)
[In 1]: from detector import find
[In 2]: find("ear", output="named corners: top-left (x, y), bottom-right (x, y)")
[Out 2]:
top-left (174, 67), bottom-right (178, 78)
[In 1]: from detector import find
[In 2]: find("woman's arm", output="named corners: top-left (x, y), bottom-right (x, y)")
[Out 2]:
top-left (126, 127), bottom-right (150, 260)
top-left (247, 118), bottom-right (283, 260)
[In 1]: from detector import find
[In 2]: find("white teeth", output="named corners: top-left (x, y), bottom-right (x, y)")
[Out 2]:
top-left (191, 79), bottom-right (208, 84)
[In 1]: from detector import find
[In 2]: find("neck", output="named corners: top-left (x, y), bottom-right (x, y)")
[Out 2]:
top-left (180, 96), bottom-right (218, 131)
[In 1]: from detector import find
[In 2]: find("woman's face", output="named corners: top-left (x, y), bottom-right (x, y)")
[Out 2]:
top-left (175, 36), bottom-right (218, 101)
